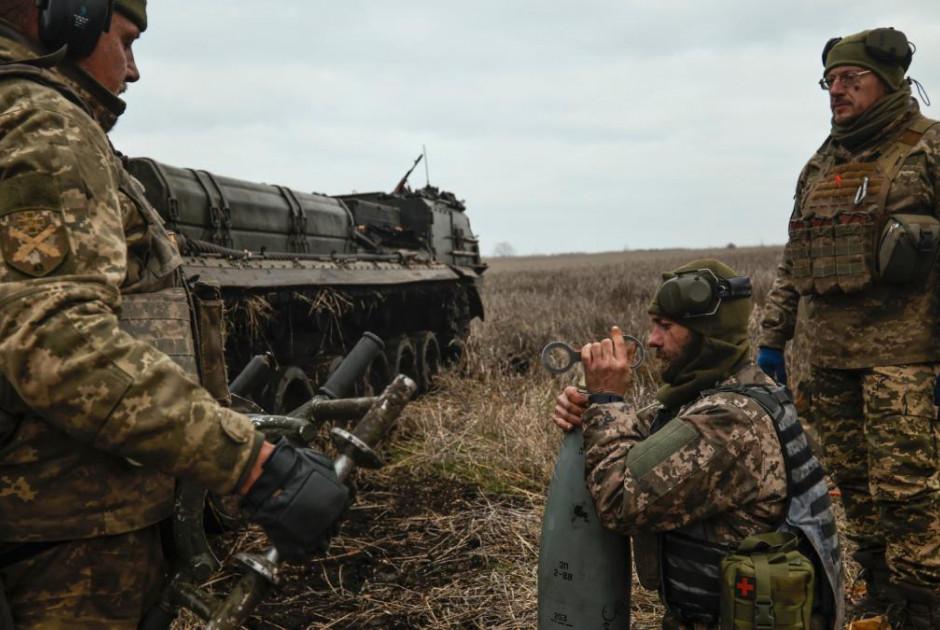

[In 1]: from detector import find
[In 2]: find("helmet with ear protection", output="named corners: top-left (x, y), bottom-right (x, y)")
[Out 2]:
top-left (36, 0), bottom-right (114, 59)
top-left (655, 268), bottom-right (752, 320)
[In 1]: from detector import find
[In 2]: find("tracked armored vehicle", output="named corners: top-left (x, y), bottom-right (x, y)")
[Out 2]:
top-left (127, 157), bottom-right (486, 413)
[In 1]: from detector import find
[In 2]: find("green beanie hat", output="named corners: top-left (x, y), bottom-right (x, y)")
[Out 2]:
top-left (648, 258), bottom-right (750, 345)
top-left (824, 28), bottom-right (911, 92)
top-left (115, 0), bottom-right (147, 32)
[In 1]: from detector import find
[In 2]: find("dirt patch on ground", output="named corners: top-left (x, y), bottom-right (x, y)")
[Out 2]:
top-left (179, 467), bottom-right (540, 630)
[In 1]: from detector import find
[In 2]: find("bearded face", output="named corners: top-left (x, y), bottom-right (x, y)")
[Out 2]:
top-left (647, 317), bottom-right (700, 384)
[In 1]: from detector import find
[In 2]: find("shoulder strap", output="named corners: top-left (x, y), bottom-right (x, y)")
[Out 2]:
top-left (699, 383), bottom-right (789, 419)
top-left (0, 62), bottom-right (91, 117)
top-left (701, 383), bottom-right (809, 494)
top-left (877, 116), bottom-right (940, 180)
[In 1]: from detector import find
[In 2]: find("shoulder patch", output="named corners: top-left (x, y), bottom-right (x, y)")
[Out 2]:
top-left (626, 418), bottom-right (699, 478)
top-left (0, 208), bottom-right (69, 277)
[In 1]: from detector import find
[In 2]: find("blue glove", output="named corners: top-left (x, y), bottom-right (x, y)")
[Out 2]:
top-left (757, 347), bottom-right (787, 386)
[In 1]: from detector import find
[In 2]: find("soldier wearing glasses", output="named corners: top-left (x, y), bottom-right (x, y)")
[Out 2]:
top-left (758, 28), bottom-right (940, 629)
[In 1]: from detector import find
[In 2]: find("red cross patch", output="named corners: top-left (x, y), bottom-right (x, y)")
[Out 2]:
top-left (736, 574), bottom-right (756, 599)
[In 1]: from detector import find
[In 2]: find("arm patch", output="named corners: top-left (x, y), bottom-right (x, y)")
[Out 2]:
top-left (0, 173), bottom-right (70, 277)
top-left (626, 418), bottom-right (699, 478)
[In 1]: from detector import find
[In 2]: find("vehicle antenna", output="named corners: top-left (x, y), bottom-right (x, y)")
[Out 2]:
top-left (423, 144), bottom-right (430, 187)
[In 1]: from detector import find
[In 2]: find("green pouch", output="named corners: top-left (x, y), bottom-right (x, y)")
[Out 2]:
top-left (785, 223), bottom-right (814, 295)
top-left (832, 212), bottom-right (875, 294)
top-left (720, 532), bottom-right (814, 630)
top-left (877, 213), bottom-right (940, 284)
top-left (807, 223), bottom-right (839, 296)
top-left (190, 280), bottom-right (232, 406)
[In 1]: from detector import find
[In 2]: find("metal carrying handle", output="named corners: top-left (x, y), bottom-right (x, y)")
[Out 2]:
top-left (540, 335), bottom-right (645, 375)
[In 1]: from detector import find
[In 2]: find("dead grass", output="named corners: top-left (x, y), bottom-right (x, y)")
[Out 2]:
top-left (175, 244), bottom-right (859, 630)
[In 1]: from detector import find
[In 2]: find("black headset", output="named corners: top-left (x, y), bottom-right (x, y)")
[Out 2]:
top-left (822, 27), bottom-right (914, 71)
top-left (656, 269), bottom-right (752, 320)
top-left (36, 0), bottom-right (114, 58)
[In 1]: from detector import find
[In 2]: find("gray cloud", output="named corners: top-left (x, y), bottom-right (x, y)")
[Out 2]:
top-left (112, 1), bottom-right (940, 255)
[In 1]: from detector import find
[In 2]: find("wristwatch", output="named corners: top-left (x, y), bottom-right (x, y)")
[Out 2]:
top-left (587, 393), bottom-right (624, 405)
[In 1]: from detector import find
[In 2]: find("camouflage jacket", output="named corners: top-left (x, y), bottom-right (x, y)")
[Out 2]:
top-left (760, 100), bottom-right (940, 369)
top-left (0, 32), bottom-right (263, 541)
top-left (581, 363), bottom-right (787, 543)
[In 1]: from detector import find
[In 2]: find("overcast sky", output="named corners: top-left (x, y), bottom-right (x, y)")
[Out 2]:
top-left (110, 1), bottom-right (940, 256)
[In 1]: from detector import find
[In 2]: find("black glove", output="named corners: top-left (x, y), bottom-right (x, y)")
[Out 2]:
top-left (240, 439), bottom-right (349, 563)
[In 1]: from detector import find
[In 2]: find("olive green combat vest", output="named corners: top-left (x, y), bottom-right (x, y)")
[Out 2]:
top-left (786, 118), bottom-right (939, 296)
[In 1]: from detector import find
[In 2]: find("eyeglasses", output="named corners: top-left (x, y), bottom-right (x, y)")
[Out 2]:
top-left (819, 69), bottom-right (872, 91)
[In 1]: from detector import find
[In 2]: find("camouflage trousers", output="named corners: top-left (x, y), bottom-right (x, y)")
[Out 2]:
top-left (0, 525), bottom-right (165, 629)
top-left (810, 363), bottom-right (940, 589)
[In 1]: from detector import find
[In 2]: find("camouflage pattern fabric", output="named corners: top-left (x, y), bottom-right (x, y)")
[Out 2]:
top-left (0, 32), bottom-right (264, 544)
top-left (117, 162), bottom-right (183, 295)
top-left (581, 363), bottom-right (788, 630)
top-left (812, 363), bottom-right (940, 588)
top-left (0, 526), bottom-right (164, 629)
top-left (760, 101), bottom-right (940, 370)
top-left (582, 363), bottom-right (787, 544)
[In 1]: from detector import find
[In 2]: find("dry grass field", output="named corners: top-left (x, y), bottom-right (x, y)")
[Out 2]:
top-left (177, 245), bottom-right (862, 629)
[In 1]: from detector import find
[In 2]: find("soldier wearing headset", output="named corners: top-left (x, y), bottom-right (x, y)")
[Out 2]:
top-left (758, 28), bottom-right (940, 629)
top-left (552, 259), bottom-right (842, 630)
top-left (0, 2), bottom-right (348, 627)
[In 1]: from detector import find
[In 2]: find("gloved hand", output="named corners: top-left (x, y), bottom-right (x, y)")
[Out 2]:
top-left (757, 346), bottom-right (788, 386)
top-left (240, 439), bottom-right (349, 563)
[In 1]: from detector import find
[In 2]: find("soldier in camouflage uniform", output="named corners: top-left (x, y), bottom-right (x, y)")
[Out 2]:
top-left (757, 28), bottom-right (940, 629)
top-left (553, 259), bottom-right (842, 630)
top-left (0, 1), bottom-right (350, 628)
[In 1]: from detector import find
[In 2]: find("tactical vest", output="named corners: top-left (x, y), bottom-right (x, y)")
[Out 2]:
top-left (786, 117), bottom-right (938, 296)
top-left (115, 166), bottom-right (199, 378)
top-left (659, 385), bottom-right (844, 630)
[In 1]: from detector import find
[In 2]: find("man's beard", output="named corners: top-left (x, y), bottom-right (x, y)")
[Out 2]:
top-left (658, 333), bottom-right (701, 384)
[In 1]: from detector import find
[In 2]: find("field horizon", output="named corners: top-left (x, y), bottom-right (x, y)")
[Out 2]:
top-left (177, 244), bottom-right (864, 630)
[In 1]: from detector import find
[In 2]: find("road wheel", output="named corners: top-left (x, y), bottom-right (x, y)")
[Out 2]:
top-left (386, 335), bottom-right (418, 386)
top-left (412, 331), bottom-right (441, 394)
top-left (269, 366), bottom-right (315, 414)
top-left (359, 350), bottom-right (391, 397)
